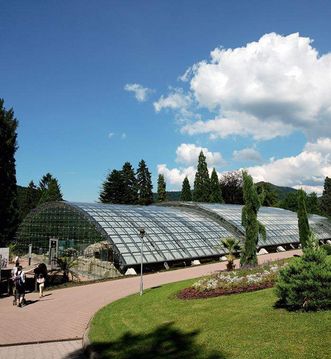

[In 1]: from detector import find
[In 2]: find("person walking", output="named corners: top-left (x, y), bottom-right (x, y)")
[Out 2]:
top-left (13, 266), bottom-right (26, 307)
top-left (37, 273), bottom-right (45, 298)
top-left (11, 262), bottom-right (19, 305)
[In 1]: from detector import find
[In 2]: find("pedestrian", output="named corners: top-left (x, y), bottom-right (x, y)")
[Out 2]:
top-left (11, 262), bottom-right (19, 305)
top-left (37, 273), bottom-right (45, 298)
top-left (13, 265), bottom-right (26, 307)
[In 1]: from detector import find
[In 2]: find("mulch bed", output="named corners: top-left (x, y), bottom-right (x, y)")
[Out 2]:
top-left (177, 281), bottom-right (274, 300)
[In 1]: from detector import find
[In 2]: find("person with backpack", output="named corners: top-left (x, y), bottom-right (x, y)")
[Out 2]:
top-left (13, 265), bottom-right (26, 307)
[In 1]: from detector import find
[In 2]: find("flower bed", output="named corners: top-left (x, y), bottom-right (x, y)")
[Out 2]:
top-left (178, 262), bottom-right (286, 300)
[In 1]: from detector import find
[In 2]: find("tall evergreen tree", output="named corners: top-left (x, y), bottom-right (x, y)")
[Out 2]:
top-left (136, 160), bottom-right (153, 205)
top-left (193, 151), bottom-right (211, 202)
top-left (39, 178), bottom-right (63, 204)
top-left (39, 173), bottom-right (54, 191)
top-left (180, 177), bottom-right (192, 201)
top-left (20, 181), bottom-right (40, 219)
top-left (320, 177), bottom-right (331, 217)
top-left (99, 170), bottom-right (124, 204)
top-left (306, 192), bottom-right (320, 215)
top-left (0, 99), bottom-right (19, 246)
top-left (157, 174), bottom-right (167, 202)
top-left (297, 189), bottom-right (311, 249)
top-left (210, 168), bottom-right (223, 203)
top-left (240, 171), bottom-right (266, 267)
top-left (121, 162), bottom-right (138, 204)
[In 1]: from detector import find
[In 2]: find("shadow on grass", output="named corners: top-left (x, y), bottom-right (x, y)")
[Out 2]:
top-left (65, 322), bottom-right (226, 359)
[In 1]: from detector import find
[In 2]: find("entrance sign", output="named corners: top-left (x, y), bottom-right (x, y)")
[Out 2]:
top-left (0, 247), bottom-right (9, 282)
top-left (49, 238), bottom-right (59, 270)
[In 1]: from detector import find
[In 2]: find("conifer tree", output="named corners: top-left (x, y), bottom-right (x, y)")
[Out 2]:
top-left (210, 168), bottom-right (223, 203)
top-left (121, 162), bottom-right (138, 204)
top-left (193, 151), bottom-right (211, 202)
top-left (136, 159), bottom-right (153, 205)
top-left (320, 177), bottom-right (331, 217)
top-left (240, 171), bottom-right (266, 267)
top-left (180, 177), bottom-right (192, 201)
top-left (297, 189), bottom-right (311, 249)
top-left (157, 174), bottom-right (167, 202)
top-left (99, 170), bottom-right (124, 204)
top-left (39, 178), bottom-right (63, 204)
top-left (0, 99), bottom-right (19, 246)
top-left (20, 181), bottom-right (40, 219)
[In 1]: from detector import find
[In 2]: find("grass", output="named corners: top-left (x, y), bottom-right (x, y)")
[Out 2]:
top-left (89, 278), bottom-right (331, 359)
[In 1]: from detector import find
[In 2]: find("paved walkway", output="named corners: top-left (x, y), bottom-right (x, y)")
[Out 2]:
top-left (0, 250), bottom-right (301, 358)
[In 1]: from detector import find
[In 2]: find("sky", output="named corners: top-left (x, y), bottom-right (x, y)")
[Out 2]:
top-left (1, 0), bottom-right (331, 202)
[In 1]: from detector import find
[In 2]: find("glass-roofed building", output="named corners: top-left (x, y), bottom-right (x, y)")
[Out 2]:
top-left (17, 201), bottom-right (331, 276)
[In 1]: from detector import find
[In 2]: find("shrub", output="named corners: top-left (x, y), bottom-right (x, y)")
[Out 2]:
top-left (275, 248), bottom-right (331, 311)
top-left (321, 244), bottom-right (331, 256)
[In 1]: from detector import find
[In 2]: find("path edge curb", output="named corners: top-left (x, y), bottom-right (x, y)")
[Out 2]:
top-left (83, 320), bottom-right (100, 359)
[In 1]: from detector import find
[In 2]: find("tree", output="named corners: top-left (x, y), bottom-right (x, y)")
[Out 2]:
top-left (99, 170), bottom-right (124, 204)
top-left (256, 182), bottom-right (279, 207)
top-left (219, 171), bottom-right (243, 204)
top-left (220, 237), bottom-right (241, 271)
top-left (136, 160), bottom-right (153, 205)
top-left (39, 173), bottom-right (54, 191)
top-left (321, 177), bottom-right (331, 217)
top-left (121, 162), bottom-right (138, 204)
top-left (209, 168), bottom-right (223, 203)
top-left (279, 191), bottom-right (299, 212)
top-left (39, 178), bottom-right (63, 204)
top-left (240, 171), bottom-right (266, 267)
top-left (180, 177), bottom-right (192, 201)
top-left (297, 189), bottom-right (311, 249)
top-left (20, 181), bottom-right (40, 219)
top-left (193, 151), bottom-right (211, 202)
top-left (0, 99), bottom-right (19, 246)
top-left (157, 174), bottom-right (167, 202)
top-left (306, 192), bottom-right (321, 215)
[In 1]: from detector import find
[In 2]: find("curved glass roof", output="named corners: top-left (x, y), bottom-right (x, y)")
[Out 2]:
top-left (194, 203), bottom-right (331, 246)
top-left (17, 201), bottom-right (331, 270)
top-left (70, 202), bottom-right (232, 266)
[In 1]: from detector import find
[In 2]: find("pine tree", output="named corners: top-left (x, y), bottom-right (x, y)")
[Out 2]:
top-left (121, 162), bottom-right (138, 204)
top-left (99, 170), bottom-right (124, 204)
top-left (0, 99), bottom-right (19, 246)
top-left (39, 178), bottom-right (63, 204)
top-left (297, 189), bottom-right (311, 249)
top-left (39, 173), bottom-right (53, 191)
top-left (136, 160), bottom-right (153, 205)
top-left (240, 171), bottom-right (266, 267)
top-left (157, 174), bottom-right (167, 202)
top-left (193, 151), bottom-right (211, 202)
top-left (321, 177), bottom-right (331, 217)
top-left (210, 168), bottom-right (223, 203)
top-left (180, 177), bottom-right (192, 201)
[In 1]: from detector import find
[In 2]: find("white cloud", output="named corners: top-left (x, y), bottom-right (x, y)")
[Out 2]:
top-left (121, 133), bottom-right (127, 140)
top-left (108, 132), bottom-right (114, 139)
top-left (176, 143), bottom-right (225, 166)
top-left (124, 83), bottom-right (152, 102)
top-left (178, 33), bottom-right (331, 140)
top-left (233, 147), bottom-right (262, 162)
top-left (157, 164), bottom-right (196, 187)
top-left (154, 89), bottom-right (191, 112)
top-left (247, 138), bottom-right (331, 194)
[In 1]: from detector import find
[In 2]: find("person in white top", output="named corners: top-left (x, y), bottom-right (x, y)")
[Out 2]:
top-left (37, 273), bottom-right (45, 297)
top-left (13, 266), bottom-right (26, 307)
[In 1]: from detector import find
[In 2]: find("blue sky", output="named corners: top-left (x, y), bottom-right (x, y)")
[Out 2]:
top-left (1, 0), bottom-right (331, 201)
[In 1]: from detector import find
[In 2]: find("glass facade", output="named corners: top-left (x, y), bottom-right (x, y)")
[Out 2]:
top-left (17, 201), bottom-right (331, 271)
top-left (17, 202), bottom-right (233, 268)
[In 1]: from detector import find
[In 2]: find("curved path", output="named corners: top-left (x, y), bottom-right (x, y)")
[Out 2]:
top-left (0, 250), bottom-right (301, 357)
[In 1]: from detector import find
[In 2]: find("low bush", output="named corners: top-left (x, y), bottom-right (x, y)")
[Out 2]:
top-left (321, 244), bottom-right (331, 255)
top-left (275, 248), bottom-right (331, 311)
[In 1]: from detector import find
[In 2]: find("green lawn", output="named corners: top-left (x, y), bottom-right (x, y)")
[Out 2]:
top-left (89, 279), bottom-right (331, 359)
